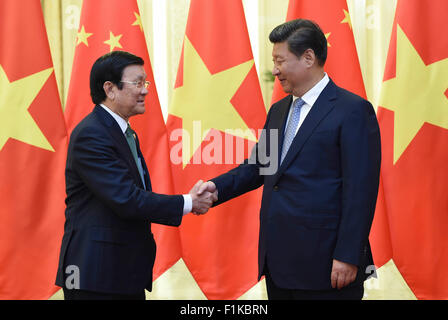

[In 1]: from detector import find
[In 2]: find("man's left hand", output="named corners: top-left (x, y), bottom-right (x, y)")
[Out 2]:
top-left (330, 259), bottom-right (358, 290)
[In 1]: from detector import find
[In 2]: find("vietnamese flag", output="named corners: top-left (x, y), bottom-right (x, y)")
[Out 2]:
top-left (0, 0), bottom-right (68, 299)
top-left (64, 0), bottom-right (180, 282)
top-left (271, 0), bottom-right (366, 103)
top-left (167, 0), bottom-right (266, 299)
top-left (370, 0), bottom-right (448, 299)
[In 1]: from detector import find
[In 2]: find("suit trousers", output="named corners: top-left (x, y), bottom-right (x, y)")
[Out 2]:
top-left (63, 288), bottom-right (145, 300)
top-left (263, 261), bottom-right (364, 300)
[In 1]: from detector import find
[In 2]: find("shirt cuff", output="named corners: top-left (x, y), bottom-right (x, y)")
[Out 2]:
top-left (182, 194), bottom-right (192, 215)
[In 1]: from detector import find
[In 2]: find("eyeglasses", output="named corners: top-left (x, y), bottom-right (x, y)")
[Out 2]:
top-left (120, 80), bottom-right (151, 89)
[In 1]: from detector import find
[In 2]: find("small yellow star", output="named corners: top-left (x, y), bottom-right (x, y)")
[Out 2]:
top-left (341, 9), bottom-right (352, 30)
top-left (132, 12), bottom-right (143, 32)
top-left (0, 65), bottom-right (54, 151)
top-left (104, 31), bottom-right (123, 52)
top-left (380, 25), bottom-right (448, 164)
top-left (170, 36), bottom-right (256, 167)
top-left (76, 25), bottom-right (93, 47)
top-left (325, 32), bottom-right (331, 47)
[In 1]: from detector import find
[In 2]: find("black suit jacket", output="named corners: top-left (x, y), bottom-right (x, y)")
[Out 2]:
top-left (212, 79), bottom-right (381, 290)
top-left (55, 105), bottom-right (183, 295)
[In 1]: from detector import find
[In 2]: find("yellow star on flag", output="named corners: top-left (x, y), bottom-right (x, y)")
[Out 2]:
top-left (104, 31), bottom-right (123, 52)
top-left (76, 25), bottom-right (93, 47)
top-left (341, 9), bottom-right (352, 30)
top-left (0, 65), bottom-right (54, 151)
top-left (170, 36), bottom-right (256, 167)
top-left (325, 32), bottom-right (331, 47)
top-left (132, 12), bottom-right (143, 32)
top-left (379, 25), bottom-right (448, 164)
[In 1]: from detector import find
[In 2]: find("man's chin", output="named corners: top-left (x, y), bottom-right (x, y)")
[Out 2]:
top-left (280, 85), bottom-right (292, 94)
top-left (279, 81), bottom-right (291, 93)
top-left (134, 105), bottom-right (146, 115)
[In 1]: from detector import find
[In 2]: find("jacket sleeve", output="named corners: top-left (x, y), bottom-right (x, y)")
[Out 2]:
top-left (333, 100), bottom-right (381, 266)
top-left (72, 125), bottom-right (183, 226)
top-left (211, 106), bottom-right (276, 205)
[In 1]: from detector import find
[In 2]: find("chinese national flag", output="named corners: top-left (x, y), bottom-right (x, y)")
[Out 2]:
top-left (370, 0), bottom-right (448, 299)
top-left (0, 0), bottom-right (68, 299)
top-left (167, 0), bottom-right (266, 299)
top-left (64, 0), bottom-right (180, 280)
top-left (271, 0), bottom-right (366, 103)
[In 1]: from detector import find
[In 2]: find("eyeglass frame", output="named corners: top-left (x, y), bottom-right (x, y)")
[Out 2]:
top-left (120, 80), bottom-right (151, 89)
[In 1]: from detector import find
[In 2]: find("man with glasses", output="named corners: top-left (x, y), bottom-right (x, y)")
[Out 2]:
top-left (56, 51), bottom-right (216, 300)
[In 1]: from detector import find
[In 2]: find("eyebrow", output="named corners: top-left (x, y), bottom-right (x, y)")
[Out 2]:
top-left (130, 73), bottom-right (147, 80)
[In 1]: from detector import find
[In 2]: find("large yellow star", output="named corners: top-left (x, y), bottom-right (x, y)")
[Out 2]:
top-left (104, 31), bottom-right (123, 52)
top-left (76, 25), bottom-right (93, 47)
top-left (0, 65), bottom-right (54, 151)
top-left (132, 12), bottom-right (143, 32)
top-left (170, 36), bottom-right (256, 167)
top-left (340, 9), bottom-right (352, 30)
top-left (380, 25), bottom-right (448, 164)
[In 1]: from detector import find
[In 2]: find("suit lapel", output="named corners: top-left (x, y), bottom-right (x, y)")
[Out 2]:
top-left (273, 80), bottom-right (337, 183)
top-left (93, 105), bottom-right (145, 189)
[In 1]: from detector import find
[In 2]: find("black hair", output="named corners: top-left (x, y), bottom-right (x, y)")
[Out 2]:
top-left (89, 51), bottom-right (144, 104)
top-left (269, 19), bottom-right (327, 66)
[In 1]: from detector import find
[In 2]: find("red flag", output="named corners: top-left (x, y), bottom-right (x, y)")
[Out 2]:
top-left (0, 0), bottom-right (68, 299)
top-left (271, 0), bottom-right (366, 103)
top-left (370, 0), bottom-right (448, 299)
top-left (64, 0), bottom-right (180, 280)
top-left (167, 0), bottom-right (266, 299)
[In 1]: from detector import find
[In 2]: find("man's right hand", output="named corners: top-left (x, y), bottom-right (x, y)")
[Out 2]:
top-left (197, 181), bottom-right (217, 196)
top-left (189, 180), bottom-right (218, 215)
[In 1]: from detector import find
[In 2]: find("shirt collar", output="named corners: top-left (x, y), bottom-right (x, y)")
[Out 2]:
top-left (292, 73), bottom-right (330, 107)
top-left (100, 104), bottom-right (128, 134)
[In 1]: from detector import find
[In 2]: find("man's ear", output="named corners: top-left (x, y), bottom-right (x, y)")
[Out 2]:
top-left (302, 48), bottom-right (317, 67)
top-left (103, 81), bottom-right (115, 100)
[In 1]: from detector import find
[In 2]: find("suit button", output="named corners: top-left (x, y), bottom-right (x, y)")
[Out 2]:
top-left (273, 185), bottom-right (279, 191)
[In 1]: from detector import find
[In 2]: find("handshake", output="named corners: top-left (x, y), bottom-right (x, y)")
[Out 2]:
top-left (189, 180), bottom-right (218, 215)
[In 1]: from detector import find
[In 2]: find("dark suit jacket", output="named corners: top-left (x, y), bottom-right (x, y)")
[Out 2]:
top-left (55, 105), bottom-right (183, 295)
top-left (212, 79), bottom-right (381, 290)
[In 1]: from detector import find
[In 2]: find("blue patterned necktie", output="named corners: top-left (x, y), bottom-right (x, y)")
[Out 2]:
top-left (125, 125), bottom-right (146, 189)
top-left (280, 98), bottom-right (305, 164)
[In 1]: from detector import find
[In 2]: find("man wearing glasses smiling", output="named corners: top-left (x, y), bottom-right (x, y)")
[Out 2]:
top-left (55, 51), bottom-right (217, 300)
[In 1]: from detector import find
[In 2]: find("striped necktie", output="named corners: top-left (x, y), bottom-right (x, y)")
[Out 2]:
top-left (280, 98), bottom-right (305, 164)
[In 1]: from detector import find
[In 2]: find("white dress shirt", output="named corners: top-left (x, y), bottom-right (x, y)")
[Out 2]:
top-left (285, 73), bottom-right (330, 136)
top-left (100, 104), bottom-right (192, 215)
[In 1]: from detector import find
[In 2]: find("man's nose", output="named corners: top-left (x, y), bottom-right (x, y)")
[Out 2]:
top-left (272, 66), bottom-right (280, 76)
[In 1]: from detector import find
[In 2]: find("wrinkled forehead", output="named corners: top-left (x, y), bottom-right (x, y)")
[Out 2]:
top-left (272, 41), bottom-right (294, 59)
top-left (122, 64), bottom-right (147, 79)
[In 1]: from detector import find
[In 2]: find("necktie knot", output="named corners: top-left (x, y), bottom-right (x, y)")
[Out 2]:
top-left (125, 125), bottom-right (135, 138)
top-left (294, 98), bottom-right (305, 110)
